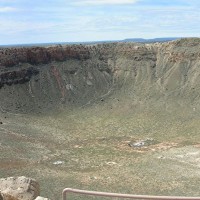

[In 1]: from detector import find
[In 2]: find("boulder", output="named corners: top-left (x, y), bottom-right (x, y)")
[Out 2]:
top-left (0, 192), bottom-right (19, 200)
top-left (0, 177), bottom-right (40, 200)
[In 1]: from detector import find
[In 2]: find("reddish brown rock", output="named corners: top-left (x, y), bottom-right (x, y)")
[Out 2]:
top-left (0, 192), bottom-right (19, 200)
top-left (0, 45), bottom-right (90, 68)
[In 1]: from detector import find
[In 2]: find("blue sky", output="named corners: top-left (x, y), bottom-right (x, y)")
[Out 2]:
top-left (0, 0), bottom-right (199, 45)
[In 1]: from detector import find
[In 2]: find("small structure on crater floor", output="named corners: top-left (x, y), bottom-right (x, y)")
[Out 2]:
top-left (128, 138), bottom-right (159, 148)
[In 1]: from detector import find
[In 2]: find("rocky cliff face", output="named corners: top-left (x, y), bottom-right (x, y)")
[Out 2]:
top-left (0, 45), bottom-right (90, 67)
top-left (0, 38), bottom-right (200, 113)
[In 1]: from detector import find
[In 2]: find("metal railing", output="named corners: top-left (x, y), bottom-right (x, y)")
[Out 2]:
top-left (63, 188), bottom-right (200, 200)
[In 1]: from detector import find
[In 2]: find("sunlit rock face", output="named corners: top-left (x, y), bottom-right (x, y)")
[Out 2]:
top-left (0, 176), bottom-right (40, 200)
top-left (0, 38), bottom-right (200, 113)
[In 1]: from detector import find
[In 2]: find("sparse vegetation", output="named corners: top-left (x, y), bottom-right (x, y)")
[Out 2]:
top-left (1, 104), bottom-right (200, 199)
top-left (1, 39), bottom-right (200, 199)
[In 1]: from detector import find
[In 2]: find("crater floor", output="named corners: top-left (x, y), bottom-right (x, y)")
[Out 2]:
top-left (1, 104), bottom-right (200, 199)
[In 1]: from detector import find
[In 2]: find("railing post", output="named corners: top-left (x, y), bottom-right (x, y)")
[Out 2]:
top-left (62, 188), bottom-right (72, 200)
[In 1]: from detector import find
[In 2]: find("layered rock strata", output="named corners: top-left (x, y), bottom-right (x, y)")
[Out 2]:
top-left (0, 38), bottom-right (200, 113)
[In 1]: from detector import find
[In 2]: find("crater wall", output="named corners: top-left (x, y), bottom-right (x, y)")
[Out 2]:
top-left (0, 38), bottom-right (200, 113)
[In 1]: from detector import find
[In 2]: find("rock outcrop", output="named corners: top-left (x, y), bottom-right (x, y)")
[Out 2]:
top-left (0, 192), bottom-right (19, 200)
top-left (0, 67), bottom-right (39, 88)
top-left (0, 45), bottom-right (90, 68)
top-left (0, 177), bottom-right (40, 200)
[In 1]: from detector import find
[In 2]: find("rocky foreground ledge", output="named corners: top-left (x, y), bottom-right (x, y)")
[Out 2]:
top-left (0, 177), bottom-right (49, 200)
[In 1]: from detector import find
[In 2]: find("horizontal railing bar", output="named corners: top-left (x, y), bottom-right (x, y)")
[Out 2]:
top-left (63, 188), bottom-right (200, 200)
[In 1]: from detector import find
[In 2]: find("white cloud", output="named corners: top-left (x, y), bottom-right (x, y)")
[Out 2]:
top-left (0, 19), bottom-right (58, 34)
top-left (0, 6), bottom-right (17, 12)
top-left (73, 0), bottom-right (138, 6)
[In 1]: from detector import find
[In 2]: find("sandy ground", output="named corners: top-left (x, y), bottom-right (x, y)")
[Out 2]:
top-left (1, 104), bottom-right (200, 200)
